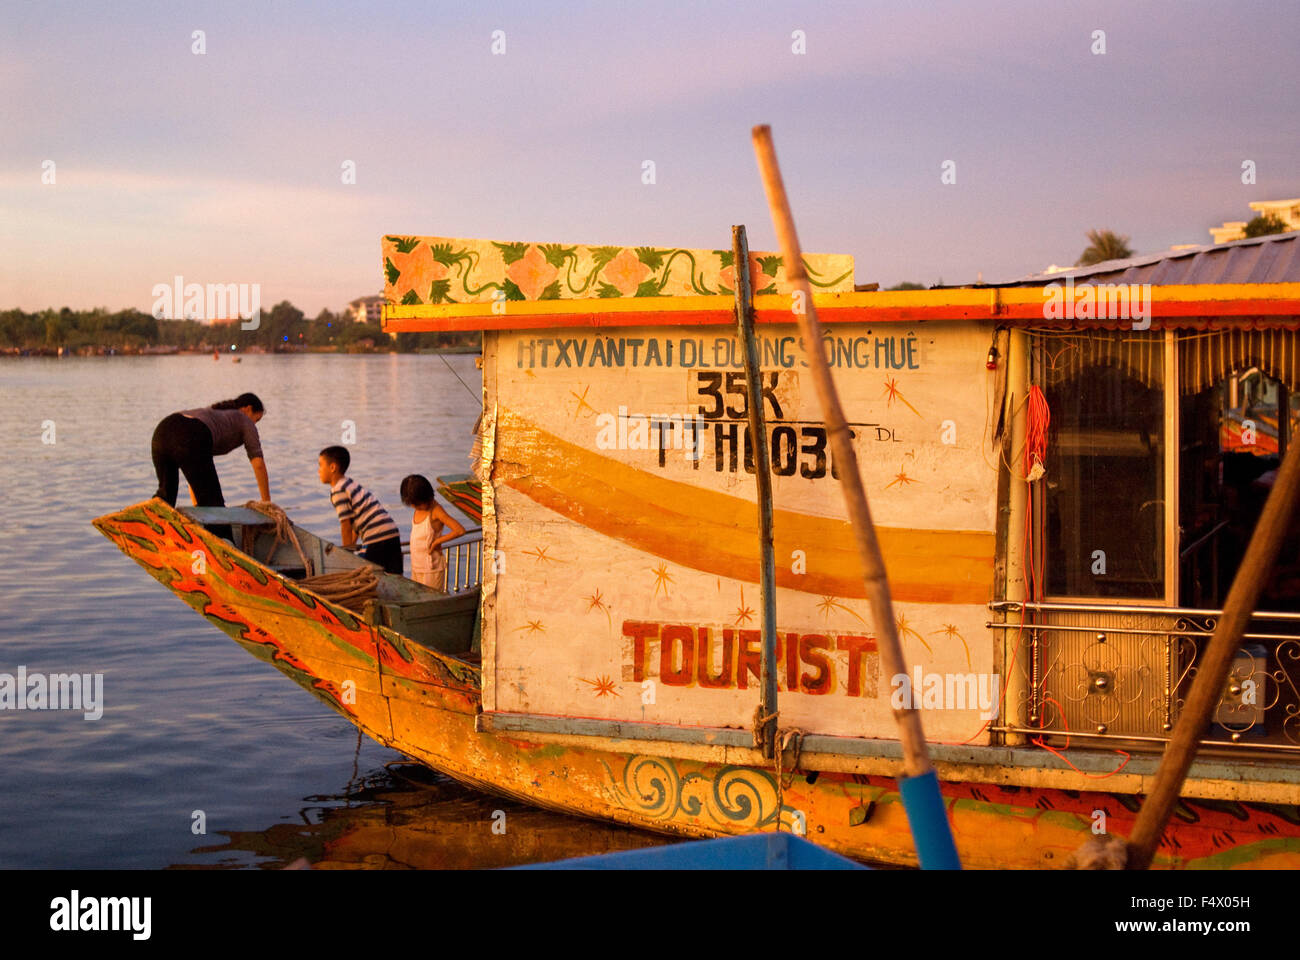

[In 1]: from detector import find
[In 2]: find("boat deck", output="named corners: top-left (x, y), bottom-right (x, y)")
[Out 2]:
top-left (180, 505), bottom-right (482, 661)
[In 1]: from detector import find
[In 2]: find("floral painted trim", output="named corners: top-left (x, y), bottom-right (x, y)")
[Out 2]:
top-left (382, 236), bottom-right (854, 305)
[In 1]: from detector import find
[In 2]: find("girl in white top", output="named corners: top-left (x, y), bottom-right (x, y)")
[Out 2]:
top-left (399, 474), bottom-right (467, 590)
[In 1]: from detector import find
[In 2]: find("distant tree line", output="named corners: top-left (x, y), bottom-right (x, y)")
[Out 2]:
top-left (0, 301), bottom-right (480, 353)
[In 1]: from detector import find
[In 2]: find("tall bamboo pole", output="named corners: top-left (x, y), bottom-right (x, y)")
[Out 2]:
top-left (750, 125), bottom-right (935, 779)
top-left (752, 126), bottom-right (958, 867)
top-left (731, 224), bottom-right (779, 759)
top-left (1127, 432), bottom-right (1300, 869)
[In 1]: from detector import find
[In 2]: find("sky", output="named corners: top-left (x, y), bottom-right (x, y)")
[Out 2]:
top-left (2, 0), bottom-right (1298, 315)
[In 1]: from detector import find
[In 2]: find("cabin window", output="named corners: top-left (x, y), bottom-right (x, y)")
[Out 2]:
top-left (1036, 331), bottom-right (1165, 599)
top-left (1177, 329), bottom-right (1300, 610)
top-left (1019, 328), bottom-right (1300, 750)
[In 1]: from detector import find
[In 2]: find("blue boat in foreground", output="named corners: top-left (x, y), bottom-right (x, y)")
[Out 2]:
top-left (515, 833), bottom-right (869, 870)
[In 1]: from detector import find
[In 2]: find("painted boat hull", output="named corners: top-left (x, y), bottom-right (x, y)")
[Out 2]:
top-left (95, 500), bottom-right (1300, 869)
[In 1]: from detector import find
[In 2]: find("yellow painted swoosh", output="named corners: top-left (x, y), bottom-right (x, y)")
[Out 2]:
top-left (495, 408), bottom-right (993, 604)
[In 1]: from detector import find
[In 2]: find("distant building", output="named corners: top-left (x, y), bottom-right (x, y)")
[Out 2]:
top-left (348, 295), bottom-right (385, 324)
top-left (1210, 198), bottom-right (1300, 243)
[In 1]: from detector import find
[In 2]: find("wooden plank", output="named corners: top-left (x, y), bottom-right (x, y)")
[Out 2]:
top-left (477, 711), bottom-right (754, 746)
top-left (179, 505), bottom-right (274, 526)
top-left (472, 711), bottom-right (1300, 791)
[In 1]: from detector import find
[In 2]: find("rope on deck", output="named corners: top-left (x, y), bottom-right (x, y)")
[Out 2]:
top-left (240, 500), bottom-right (378, 613)
top-left (242, 501), bottom-right (314, 577)
top-left (299, 567), bottom-right (379, 613)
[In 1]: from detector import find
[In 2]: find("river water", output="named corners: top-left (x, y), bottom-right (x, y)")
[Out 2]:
top-left (0, 354), bottom-right (666, 868)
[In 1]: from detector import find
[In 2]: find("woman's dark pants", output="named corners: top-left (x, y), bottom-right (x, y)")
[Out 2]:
top-left (151, 413), bottom-right (232, 540)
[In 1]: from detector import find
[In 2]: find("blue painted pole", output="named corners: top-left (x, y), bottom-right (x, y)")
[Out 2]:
top-left (899, 770), bottom-right (962, 869)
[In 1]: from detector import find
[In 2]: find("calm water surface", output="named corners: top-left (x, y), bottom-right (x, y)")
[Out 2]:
top-left (0, 354), bottom-right (666, 868)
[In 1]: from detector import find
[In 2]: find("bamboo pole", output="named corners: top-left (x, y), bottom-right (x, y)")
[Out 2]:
top-left (752, 125), bottom-right (959, 867)
top-left (1127, 432), bottom-right (1300, 869)
top-left (751, 125), bottom-right (933, 777)
top-left (731, 224), bottom-right (779, 759)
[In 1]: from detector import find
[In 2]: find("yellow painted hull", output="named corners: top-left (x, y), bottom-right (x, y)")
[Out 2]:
top-left (95, 500), bottom-right (1300, 869)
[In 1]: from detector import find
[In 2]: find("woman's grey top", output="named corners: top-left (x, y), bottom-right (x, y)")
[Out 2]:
top-left (180, 408), bottom-right (263, 459)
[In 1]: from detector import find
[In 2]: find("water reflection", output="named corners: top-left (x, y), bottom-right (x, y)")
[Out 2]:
top-left (182, 760), bottom-right (675, 870)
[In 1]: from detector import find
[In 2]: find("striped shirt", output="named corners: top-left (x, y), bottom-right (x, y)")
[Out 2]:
top-left (330, 477), bottom-right (400, 546)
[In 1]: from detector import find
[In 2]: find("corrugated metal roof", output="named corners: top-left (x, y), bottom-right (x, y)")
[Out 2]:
top-left (989, 231), bottom-right (1300, 287)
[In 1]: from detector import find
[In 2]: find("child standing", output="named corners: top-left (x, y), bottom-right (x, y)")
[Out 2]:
top-left (400, 474), bottom-right (466, 590)
top-left (318, 446), bottom-right (403, 575)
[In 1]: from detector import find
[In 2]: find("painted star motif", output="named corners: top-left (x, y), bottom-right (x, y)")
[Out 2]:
top-left (523, 545), bottom-right (562, 563)
top-left (514, 619), bottom-right (546, 635)
top-left (585, 588), bottom-right (612, 629)
top-left (733, 587), bottom-right (755, 626)
top-left (579, 675), bottom-right (621, 697)
top-left (651, 562), bottom-right (674, 598)
top-left (884, 467), bottom-right (919, 489)
top-left (882, 377), bottom-right (923, 418)
top-left (816, 595), bottom-right (867, 625)
top-left (934, 623), bottom-right (971, 668)
top-left (896, 613), bottom-right (932, 654)
top-left (570, 384), bottom-right (598, 419)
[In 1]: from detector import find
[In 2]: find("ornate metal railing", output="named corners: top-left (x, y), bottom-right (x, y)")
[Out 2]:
top-left (441, 531), bottom-right (483, 594)
top-left (988, 600), bottom-right (1300, 754)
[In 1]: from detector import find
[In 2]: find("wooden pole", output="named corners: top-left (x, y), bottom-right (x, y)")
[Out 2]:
top-left (731, 224), bottom-right (780, 760)
top-left (1127, 432), bottom-right (1300, 869)
top-left (750, 125), bottom-right (933, 780)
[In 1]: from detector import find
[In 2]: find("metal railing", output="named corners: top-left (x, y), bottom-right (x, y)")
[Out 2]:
top-left (399, 530), bottom-right (484, 594)
top-left (989, 600), bottom-right (1300, 754)
top-left (441, 531), bottom-right (483, 594)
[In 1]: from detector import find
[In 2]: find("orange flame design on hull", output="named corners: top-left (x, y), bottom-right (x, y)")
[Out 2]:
top-left (94, 501), bottom-right (479, 718)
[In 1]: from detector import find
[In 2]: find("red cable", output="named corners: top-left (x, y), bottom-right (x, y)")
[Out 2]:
top-left (1024, 384), bottom-right (1049, 477)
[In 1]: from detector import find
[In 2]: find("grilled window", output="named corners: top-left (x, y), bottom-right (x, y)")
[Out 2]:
top-left (1038, 332), bottom-right (1165, 599)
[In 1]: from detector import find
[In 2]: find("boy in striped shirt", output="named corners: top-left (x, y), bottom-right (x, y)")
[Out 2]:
top-left (318, 446), bottom-right (403, 575)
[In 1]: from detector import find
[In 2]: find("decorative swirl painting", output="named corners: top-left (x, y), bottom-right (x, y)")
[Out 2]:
top-left (382, 235), bottom-right (855, 305)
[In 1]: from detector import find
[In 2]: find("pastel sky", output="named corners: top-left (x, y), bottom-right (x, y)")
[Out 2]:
top-left (2, 0), bottom-right (1297, 315)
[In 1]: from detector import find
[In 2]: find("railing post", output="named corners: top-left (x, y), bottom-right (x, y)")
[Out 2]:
top-left (1164, 632), bottom-right (1175, 734)
top-left (1029, 622), bottom-right (1042, 728)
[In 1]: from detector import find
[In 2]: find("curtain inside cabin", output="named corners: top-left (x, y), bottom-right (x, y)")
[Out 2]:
top-left (1039, 329), bottom-right (1300, 395)
top-left (1178, 329), bottom-right (1300, 395)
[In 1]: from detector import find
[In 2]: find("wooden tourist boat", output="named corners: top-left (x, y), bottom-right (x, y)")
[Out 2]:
top-left (97, 231), bottom-right (1300, 868)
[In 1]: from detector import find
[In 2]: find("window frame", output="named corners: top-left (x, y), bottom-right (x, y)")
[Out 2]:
top-left (1029, 329), bottom-right (1178, 608)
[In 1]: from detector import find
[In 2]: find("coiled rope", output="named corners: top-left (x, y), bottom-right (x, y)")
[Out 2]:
top-left (298, 567), bottom-right (379, 612)
top-left (241, 501), bottom-right (378, 613)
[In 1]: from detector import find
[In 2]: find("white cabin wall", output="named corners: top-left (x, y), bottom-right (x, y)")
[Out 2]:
top-left (482, 322), bottom-right (1003, 741)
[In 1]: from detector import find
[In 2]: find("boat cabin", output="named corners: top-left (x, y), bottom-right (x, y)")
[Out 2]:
top-left (382, 231), bottom-right (1300, 774)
